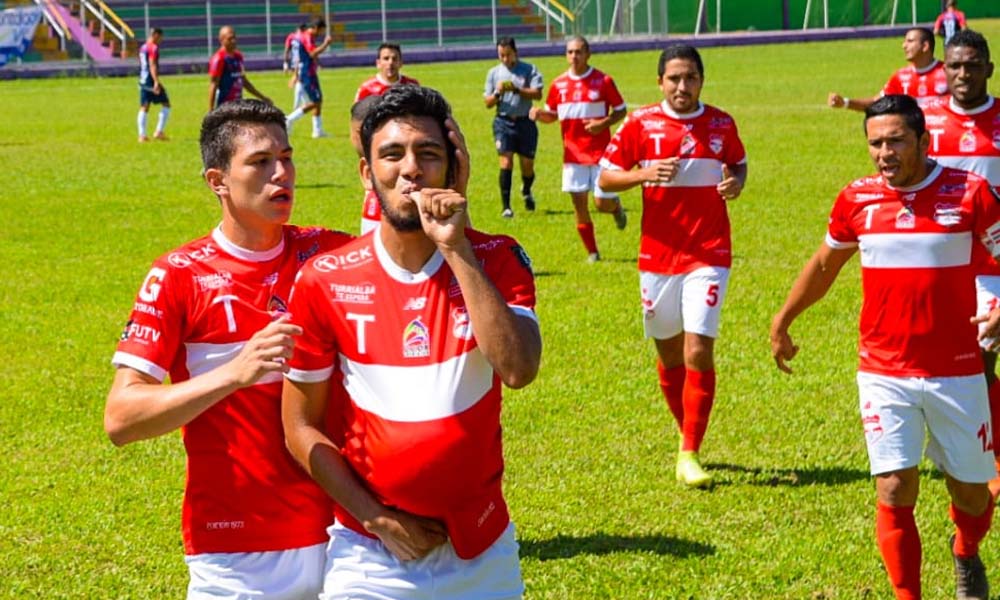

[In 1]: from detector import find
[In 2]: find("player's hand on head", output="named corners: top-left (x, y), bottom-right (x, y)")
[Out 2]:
top-left (366, 508), bottom-right (447, 561)
top-left (445, 117), bottom-right (470, 196)
top-left (717, 164), bottom-right (742, 200)
top-left (227, 314), bottom-right (302, 387)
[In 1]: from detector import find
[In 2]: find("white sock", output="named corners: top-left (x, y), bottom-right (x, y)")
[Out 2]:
top-left (286, 107), bottom-right (305, 124)
top-left (137, 109), bottom-right (148, 137)
top-left (312, 115), bottom-right (323, 134)
top-left (155, 107), bottom-right (170, 135)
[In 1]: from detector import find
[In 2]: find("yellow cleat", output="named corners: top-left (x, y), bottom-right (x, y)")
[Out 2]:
top-left (676, 450), bottom-right (713, 488)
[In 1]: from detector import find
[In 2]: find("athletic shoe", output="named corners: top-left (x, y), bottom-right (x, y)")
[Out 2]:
top-left (587, 252), bottom-right (601, 263)
top-left (138, 135), bottom-right (149, 143)
top-left (312, 130), bottom-right (331, 139)
top-left (676, 450), bottom-right (713, 488)
top-left (501, 208), bottom-right (514, 219)
top-left (153, 131), bottom-right (169, 141)
top-left (614, 206), bottom-right (627, 230)
top-left (950, 534), bottom-right (989, 600)
top-left (524, 193), bottom-right (535, 211)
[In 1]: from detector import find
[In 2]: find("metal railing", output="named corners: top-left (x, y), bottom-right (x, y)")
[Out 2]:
top-left (81, 0), bottom-right (133, 54)
top-left (34, 0), bottom-right (72, 52)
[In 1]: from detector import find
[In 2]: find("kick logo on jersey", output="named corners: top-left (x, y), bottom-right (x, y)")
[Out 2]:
top-left (961, 130), bottom-right (978, 153)
top-left (402, 317), bottom-right (431, 358)
top-left (168, 253), bottom-right (193, 268)
top-left (679, 133), bottom-right (697, 156)
top-left (933, 203), bottom-right (962, 227)
top-left (708, 134), bottom-right (724, 156)
top-left (451, 306), bottom-right (473, 340)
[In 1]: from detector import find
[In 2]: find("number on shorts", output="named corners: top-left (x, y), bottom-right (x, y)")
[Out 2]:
top-left (978, 422), bottom-right (994, 453)
top-left (706, 284), bottom-right (719, 307)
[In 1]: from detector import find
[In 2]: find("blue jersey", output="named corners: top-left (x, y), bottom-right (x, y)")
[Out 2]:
top-left (138, 41), bottom-right (159, 88)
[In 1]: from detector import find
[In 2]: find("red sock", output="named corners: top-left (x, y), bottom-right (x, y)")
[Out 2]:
top-left (576, 223), bottom-right (598, 254)
top-left (950, 501), bottom-right (993, 558)
top-left (876, 502), bottom-right (921, 600)
top-left (656, 360), bottom-right (685, 430)
top-left (680, 368), bottom-right (715, 452)
top-left (989, 378), bottom-right (1000, 456)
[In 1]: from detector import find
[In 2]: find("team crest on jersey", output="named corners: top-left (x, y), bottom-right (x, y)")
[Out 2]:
top-left (933, 203), bottom-right (962, 227)
top-left (402, 317), bottom-right (431, 358)
top-left (895, 206), bottom-right (915, 229)
top-left (679, 133), bottom-right (697, 156)
top-left (960, 130), bottom-right (977, 153)
top-left (451, 306), bottom-right (473, 340)
top-left (708, 134), bottom-right (724, 156)
top-left (935, 82), bottom-right (948, 94)
top-left (588, 89), bottom-right (600, 101)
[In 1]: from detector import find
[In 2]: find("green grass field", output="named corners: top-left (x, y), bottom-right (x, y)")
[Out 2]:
top-left (4, 21), bottom-right (1000, 598)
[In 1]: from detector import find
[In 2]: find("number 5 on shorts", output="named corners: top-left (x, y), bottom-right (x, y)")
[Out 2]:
top-left (706, 284), bottom-right (719, 307)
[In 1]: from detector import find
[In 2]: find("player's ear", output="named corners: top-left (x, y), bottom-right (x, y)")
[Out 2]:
top-left (204, 167), bottom-right (228, 196)
top-left (359, 158), bottom-right (373, 191)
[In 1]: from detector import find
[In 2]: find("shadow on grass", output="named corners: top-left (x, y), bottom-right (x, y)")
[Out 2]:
top-left (519, 532), bottom-right (714, 561)
top-left (538, 209), bottom-right (575, 216)
top-left (707, 462), bottom-right (870, 487)
top-left (532, 270), bottom-right (564, 278)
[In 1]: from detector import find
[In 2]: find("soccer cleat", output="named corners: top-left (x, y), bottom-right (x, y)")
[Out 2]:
top-left (138, 135), bottom-right (150, 143)
top-left (524, 193), bottom-right (535, 211)
top-left (614, 206), bottom-right (627, 230)
top-left (587, 252), bottom-right (601, 263)
top-left (501, 208), bottom-right (514, 219)
top-left (676, 450), bottom-right (713, 488)
top-left (950, 534), bottom-right (989, 600)
top-left (312, 130), bottom-right (331, 139)
top-left (153, 131), bottom-right (169, 141)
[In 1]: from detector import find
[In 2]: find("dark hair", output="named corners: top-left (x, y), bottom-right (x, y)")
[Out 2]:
top-left (309, 17), bottom-right (326, 30)
top-left (350, 94), bottom-right (382, 123)
top-left (909, 27), bottom-right (935, 55)
top-left (864, 94), bottom-right (925, 139)
top-left (150, 27), bottom-right (163, 36)
top-left (361, 85), bottom-right (456, 186)
top-left (658, 44), bottom-right (704, 77)
top-left (200, 100), bottom-right (286, 171)
top-left (567, 35), bottom-right (589, 53)
top-left (497, 36), bottom-right (517, 53)
top-left (298, 22), bottom-right (308, 31)
top-left (377, 42), bottom-right (402, 60)
top-left (947, 29), bottom-right (991, 62)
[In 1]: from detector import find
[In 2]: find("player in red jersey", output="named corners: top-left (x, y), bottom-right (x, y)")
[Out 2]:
top-left (354, 43), bottom-right (420, 103)
top-left (208, 26), bottom-right (272, 112)
top-left (935, 0), bottom-right (967, 46)
top-left (283, 85), bottom-right (541, 599)
top-left (284, 18), bottom-right (334, 138)
top-left (771, 95), bottom-right (1000, 600)
top-left (598, 45), bottom-right (747, 488)
top-left (283, 23), bottom-right (308, 112)
top-left (350, 95), bottom-right (384, 235)
top-left (923, 29), bottom-right (1000, 500)
top-left (137, 27), bottom-right (169, 142)
top-left (532, 36), bottom-right (627, 262)
top-left (105, 100), bottom-right (353, 599)
top-left (829, 28), bottom-right (947, 112)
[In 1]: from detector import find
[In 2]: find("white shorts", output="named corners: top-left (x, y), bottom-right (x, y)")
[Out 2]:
top-left (640, 267), bottom-right (729, 339)
top-left (857, 371), bottom-right (996, 482)
top-left (320, 521), bottom-right (523, 600)
top-left (562, 163), bottom-right (616, 199)
top-left (975, 275), bottom-right (1000, 350)
top-left (185, 542), bottom-right (326, 599)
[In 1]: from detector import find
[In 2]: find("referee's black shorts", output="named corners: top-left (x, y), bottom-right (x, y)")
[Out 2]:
top-left (492, 115), bottom-right (538, 159)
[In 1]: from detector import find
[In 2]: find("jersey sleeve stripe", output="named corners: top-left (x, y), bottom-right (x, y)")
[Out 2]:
top-left (509, 305), bottom-right (537, 321)
top-left (341, 349), bottom-right (494, 422)
top-left (825, 233), bottom-right (859, 250)
top-left (285, 365), bottom-right (335, 383)
top-left (857, 231), bottom-right (973, 268)
top-left (598, 158), bottom-right (623, 171)
top-left (111, 351), bottom-right (168, 382)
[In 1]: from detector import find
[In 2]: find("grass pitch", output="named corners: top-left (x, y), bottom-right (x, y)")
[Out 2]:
top-left (3, 20), bottom-right (1000, 598)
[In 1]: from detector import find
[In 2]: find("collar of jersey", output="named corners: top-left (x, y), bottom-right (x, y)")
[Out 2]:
top-left (212, 225), bottom-right (285, 262)
top-left (376, 73), bottom-right (398, 85)
top-left (914, 59), bottom-right (940, 75)
top-left (660, 100), bottom-right (704, 120)
top-left (373, 225), bottom-right (443, 284)
top-left (885, 162), bottom-right (943, 193)
top-left (567, 67), bottom-right (594, 81)
top-left (948, 95), bottom-right (995, 116)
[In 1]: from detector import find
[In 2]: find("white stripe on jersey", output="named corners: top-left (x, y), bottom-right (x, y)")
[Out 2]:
top-left (341, 349), bottom-right (494, 422)
top-left (112, 351), bottom-right (168, 382)
top-left (185, 340), bottom-right (283, 385)
top-left (286, 365), bottom-right (335, 383)
top-left (639, 157), bottom-right (723, 188)
top-left (934, 156), bottom-right (1000, 186)
top-left (857, 231), bottom-right (972, 269)
top-left (825, 233), bottom-right (859, 250)
top-left (556, 101), bottom-right (609, 120)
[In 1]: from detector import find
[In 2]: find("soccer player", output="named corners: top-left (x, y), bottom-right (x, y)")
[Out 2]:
top-left (282, 85), bottom-right (541, 599)
top-left (829, 28), bottom-right (947, 111)
top-left (598, 45), bottom-right (747, 488)
top-left (208, 26), bottom-right (272, 111)
top-left (935, 0), bottom-right (967, 46)
top-left (350, 95), bottom-right (384, 235)
top-left (922, 29), bottom-right (1000, 498)
top-left (137, 28), bottom-right (169, 142)
top-left (484, 36), bottom-right (543, 218)
top-left (771, 94), bottom-right (999, 600)
top-left (283, 23), bottom-right (308, 112)
top-left (284, 18), bottom-right (333, 138)
top-left (105, 100), bottom-right (353, 598)
top-left (354, 43), bottom-right (420, 103)
top-left (532, 36), bottom-right (627, 262)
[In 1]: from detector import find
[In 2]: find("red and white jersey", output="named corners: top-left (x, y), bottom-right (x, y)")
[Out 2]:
top-left (354, 74), bottom-right (420, 102)
top-left (882, 60), bottom-right (949, 106)
top-left (112, 225), bottom-right (353, 555)
top-left (600, 101), bottom-right (746, 275)
top-left (360, 189), bottom-right (380, 235)
top-left (826, 165), bottom-right (1000, 377)
top-left (924, 96), bottom-right (1000, 275)
top-left (544, 66), bottom-right (626, 165)
top-left (286, 230), bottom-right (536, 559)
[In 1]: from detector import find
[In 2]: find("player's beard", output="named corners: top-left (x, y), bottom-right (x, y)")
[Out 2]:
top-left (372, 175), bottom-right (422, 232)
